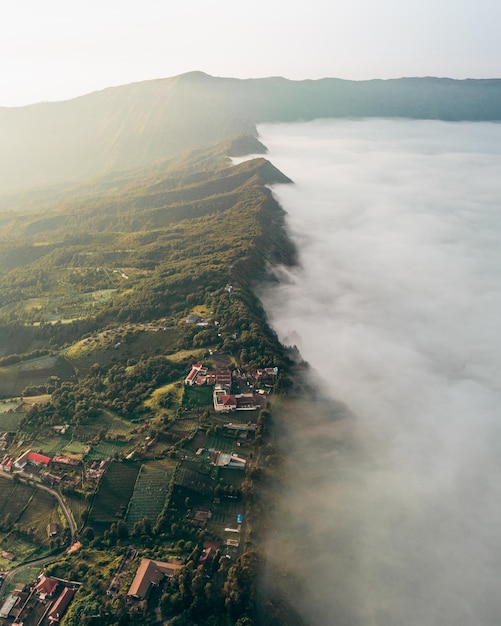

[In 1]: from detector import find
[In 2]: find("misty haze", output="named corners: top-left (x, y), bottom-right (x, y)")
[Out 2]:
top-left (257, 119), bottom-right (501, 625)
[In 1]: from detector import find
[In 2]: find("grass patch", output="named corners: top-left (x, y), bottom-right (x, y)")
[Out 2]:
top-left (61, 440), bottom-right (89, 456)
top-left (168, 348), bottom-right (207, 363)
top-left (144, 381), bottom-right (183, 410)
top-left (0, 565), bottom-right (42, 598)
top-left (182, 384), bottom-right (213, 408)
top-left (190, 305), bottom-right (211, 318)
top-left (0, 400), bottom-right (22, 413)
top-left (66, 326), bottom-right (180, 372)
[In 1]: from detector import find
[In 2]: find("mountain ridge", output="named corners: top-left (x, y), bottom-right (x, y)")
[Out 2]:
top-left (1, 72), bottom-right (501, 194)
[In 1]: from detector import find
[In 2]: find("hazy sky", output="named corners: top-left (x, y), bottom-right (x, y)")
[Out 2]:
top-left (1, 0), bottom-right (500, 107)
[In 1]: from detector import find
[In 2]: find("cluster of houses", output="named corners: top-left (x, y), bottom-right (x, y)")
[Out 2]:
top-left (0, 575), bottom-right (79, 624)
top-left (185, 364), bottom-right (278, 388)
top-left (0, 450), bottom-right (52, 474)
top-left (110, 548), bottom-right (221, 604)
top-left (185, 363), bottom-right (278, 414)
top-left (0, 449), bottom-right (109, 492)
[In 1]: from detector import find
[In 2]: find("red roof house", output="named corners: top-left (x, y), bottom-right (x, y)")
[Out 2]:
top-left (35, 576), bottom-right (59, 598)
top-left (27, 452), bottom-right (52, 466)
top-left (48, 587), bottom-right (76, 623)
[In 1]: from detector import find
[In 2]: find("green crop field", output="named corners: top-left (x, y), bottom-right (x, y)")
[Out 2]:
top-left (65, 494), bottom-right (89, 530)
top-left (0, 477), bottom-right (35, 523)
top-left (206, 433), bottom-right (238, 454)
top-left (171, 418), bottom-right (200, 436)
top-left (66, 326), bottom-right (181, 372)
top-left (0, 411), bottom-right (23, 431)
top-left (86, 440), bottom-right (130, 461)
top-left (30, 434), bottom-right (70, 456)
top-left (18, 489), bottom-right (61, 543)
top-left (104, 414), bottom-right (134, 439)
top-left (60, 440), bottom-right (89, 456)
top-left (0, 355), bottom-right (74, 397)
top-left (0, 367), bottom-right (19, 397)
top-left (87, 461), bottom-right (140, 527)
top-left (125, 461), bottom-right (174, 529)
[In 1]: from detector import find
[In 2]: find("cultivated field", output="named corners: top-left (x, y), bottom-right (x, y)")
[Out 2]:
top-left (0, 477), bottom-right (35, 524)
top-left (86, 440), bottom-right (130, 461)
top-left (18, 489), bottom-right (61, 543)
top-left (0, 355), bottom-right (74, 397)
top-left (0, 477), bottom-right (58, 569)
top-left (125, 460), bottom-right (175, 529)
top-left (87, 461), bottom-right (140, 528)
top-left (0, 410), bottom-right (24, 432)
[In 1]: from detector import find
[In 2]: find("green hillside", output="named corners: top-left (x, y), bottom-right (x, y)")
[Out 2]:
top-left (0, 136), bottom-right (301, 624)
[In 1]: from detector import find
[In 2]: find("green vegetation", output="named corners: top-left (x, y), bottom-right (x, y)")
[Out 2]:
top-left (87, 462), bottom-right (140, 529)
top-left (0, 135), bottom-right (302, 625)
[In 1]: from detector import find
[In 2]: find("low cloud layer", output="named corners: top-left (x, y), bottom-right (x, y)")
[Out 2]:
top-left (257, 119), bottom-right (501, 625)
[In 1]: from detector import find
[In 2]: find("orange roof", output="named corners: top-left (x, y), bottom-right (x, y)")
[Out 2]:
top-left (27, 452), bottom-right (51, 465)
top-left (48, 587), bottom-right (76, 623)
top-left (35, 576), bottom-right (58, 596)
top-left (222, 395), bottom-right (236, 406)
top-left (127, 559), bottom-right (182, 599)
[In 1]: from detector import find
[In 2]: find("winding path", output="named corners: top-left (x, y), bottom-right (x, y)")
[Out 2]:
top-left (0, 472), bottom-right (78, 598)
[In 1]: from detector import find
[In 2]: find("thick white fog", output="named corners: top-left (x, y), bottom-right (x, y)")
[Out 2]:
top-left (257, 119), bottom-right (501, 625)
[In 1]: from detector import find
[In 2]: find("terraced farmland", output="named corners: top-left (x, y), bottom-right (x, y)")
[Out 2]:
top-left (125, 461), bottom-right (175, 529)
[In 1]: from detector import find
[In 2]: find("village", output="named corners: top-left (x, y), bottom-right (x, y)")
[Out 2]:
top-left (0, 357), bottom-right (278, 625)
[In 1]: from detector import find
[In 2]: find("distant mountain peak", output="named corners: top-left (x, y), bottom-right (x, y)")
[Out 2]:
top-left (1, 74), bottom-right (501, 195)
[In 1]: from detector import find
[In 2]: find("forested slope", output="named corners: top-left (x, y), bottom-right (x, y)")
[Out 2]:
top-left (1, 72), bottom-right (501, 193)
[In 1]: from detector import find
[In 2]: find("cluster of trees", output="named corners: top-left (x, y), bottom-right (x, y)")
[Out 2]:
top-left (158, 548), bottom-right (261, 625)
top-left (26, 355), bottom-right (184, 428)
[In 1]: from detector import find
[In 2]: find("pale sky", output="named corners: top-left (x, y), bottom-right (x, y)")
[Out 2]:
top-left (1, 0), bottom-right (500, 107)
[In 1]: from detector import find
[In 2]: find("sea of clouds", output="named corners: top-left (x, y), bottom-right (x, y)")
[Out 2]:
top-left (255, 119), bottom-right (501, 626)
